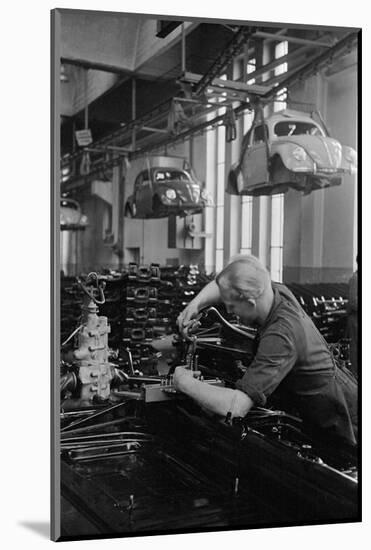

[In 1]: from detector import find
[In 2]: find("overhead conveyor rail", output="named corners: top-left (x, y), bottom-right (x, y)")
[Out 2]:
top-left (60, 28), bottom-right (358, 191)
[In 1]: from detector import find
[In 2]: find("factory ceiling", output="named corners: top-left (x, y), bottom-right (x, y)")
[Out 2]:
top-left (59, 11), bottom-right (358, 185)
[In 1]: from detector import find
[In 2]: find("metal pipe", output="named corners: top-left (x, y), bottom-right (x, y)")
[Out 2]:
top-left (141, 126), bottom-right (168, 134)
top-left (84, 69), bottom-right (89, 130)
top-left (60, 416), bottom-right (141, 438)
top-left (68, 449), bottom-right (139, 462)
top-left (181, 23), bottom-right (186, 73)
top-left (61, 431), bottom-right (152, 443)
top-left (201, 307), bottom-right (256, 339)
top-left (132, 77), bottom-right (136, 150)
top-left (61, 399), bottom-right (136, 433)
top-left (61, 439), bottom-right (148, 450)
top-left (61, 56), bottom-right (134, 75)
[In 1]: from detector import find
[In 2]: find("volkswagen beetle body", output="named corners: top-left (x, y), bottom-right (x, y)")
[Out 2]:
top-left (60, 198), bottom-right (88, 229)
top-left (125, 165), bottom-right (213, 219)
top-left (227, 109), bottom-right (357, 196)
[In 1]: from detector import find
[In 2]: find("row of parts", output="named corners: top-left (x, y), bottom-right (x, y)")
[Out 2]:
top-left (286, 283), bottom-right (349, 343)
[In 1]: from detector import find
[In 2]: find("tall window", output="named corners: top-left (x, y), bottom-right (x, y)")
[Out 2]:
top-left (273, 41), bottom-right (288, 112)
top-left (215, 75), bottom-right (227, 272)
top-left (270, 42), bottom-right (288, 282)
top-left (240, 59), bottom-right (255, 256)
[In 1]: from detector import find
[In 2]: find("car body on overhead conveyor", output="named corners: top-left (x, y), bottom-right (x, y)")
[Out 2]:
top-left (60, 197), bottom-right (89, 230)
top-left (124, 155), bottom-right (213, 219)
top-left (227, 108), bottom-right (357, 197)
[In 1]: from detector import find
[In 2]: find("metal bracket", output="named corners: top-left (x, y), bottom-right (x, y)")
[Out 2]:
top-left (186, 222), bottom-right (212, 239)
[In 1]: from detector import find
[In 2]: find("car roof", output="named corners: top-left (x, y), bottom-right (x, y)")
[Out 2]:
top-left (152, 167), bottom-right (188, 171)
top-left (266, 109), bottom-right (319, 124)
top-left (139, 167), bottom-right (190, 175)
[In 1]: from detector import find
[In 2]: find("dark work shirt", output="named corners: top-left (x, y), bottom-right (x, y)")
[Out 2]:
top-left (347, 271), bottom-right (358, 313)
top-left (235, 283), bottom-right (357, 445)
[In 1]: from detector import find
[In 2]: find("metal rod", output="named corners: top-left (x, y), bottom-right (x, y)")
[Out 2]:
top-left (254, 31), bottom-right (333, 48)
top-left (60, 399), bottom-right (136, 433)
top-left (61, 56), bottom-right (134, 75)
top-left (181, 23), bottom-right (186, 73)
top-left (60, 416), bottom-right (141, 438)
top-left (66, 442), bottom-right (142, 453)
top-left (84, 69), bottom-right (89, 129)
top-left (240, 46), bottom-right (310, 82)
top-left (61, 431), bottom-right (152, 443)
top-left (132, 77), bottom-right (136, 150)
top-left (106, 145), bottom-right (132, 152)
top-left (141, 126), bottom-right (169, 134)
top-left (61, 439), bottom-right (148, 449)
top-left (69, 449), bottom-right (139, 462)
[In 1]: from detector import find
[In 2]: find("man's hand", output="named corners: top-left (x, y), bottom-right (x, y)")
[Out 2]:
top-left (173, 366), bottom-right (201, 393)
top-left (176, 302), bottom-right (201, 339)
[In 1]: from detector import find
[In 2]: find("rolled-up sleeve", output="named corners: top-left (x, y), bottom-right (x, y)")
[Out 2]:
top-left (235, 325), bottom-right (297, 406)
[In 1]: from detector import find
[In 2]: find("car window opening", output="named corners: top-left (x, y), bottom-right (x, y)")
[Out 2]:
top-left (274, 121), bottom-right (323, 137)
top-left (154, 169), bottom-right (191, 182)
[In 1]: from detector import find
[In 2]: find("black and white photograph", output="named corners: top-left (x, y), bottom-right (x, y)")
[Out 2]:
top-left (51, 5), bottom-right (361, 543)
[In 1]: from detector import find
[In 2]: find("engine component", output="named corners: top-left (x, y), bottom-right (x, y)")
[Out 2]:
top-left (72, 273), bottom-right (115, 404)
top-left (128, 263), bottom-right (161, 283)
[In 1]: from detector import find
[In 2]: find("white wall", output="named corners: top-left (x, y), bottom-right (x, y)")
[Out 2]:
top-left (283, 60), bottom-right (357, 283)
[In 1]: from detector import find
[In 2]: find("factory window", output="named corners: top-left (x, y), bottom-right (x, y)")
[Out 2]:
top-left (270, 41), bottom-right (288, 282)
top-left (215, 119), bottom-right (226, 273)
top-left (246, 58), bottom-right (256, 85)
top-left (205, 118), bottom-right (216, 273)
top-left (273, 41), bottom-right (288, 112)
top-left (271, 194), bottom-right (284, 282)
top-left (214, 75), bottom-right (227, 272)
top-left (240, 59), bottom-right (255, 256)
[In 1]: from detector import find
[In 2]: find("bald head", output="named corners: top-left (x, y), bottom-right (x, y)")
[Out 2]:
top-left (216, 255), bottom-right (271, 301)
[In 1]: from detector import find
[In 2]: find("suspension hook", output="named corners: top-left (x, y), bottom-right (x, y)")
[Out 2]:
top-left (77, 272), bottom-right (106, 305)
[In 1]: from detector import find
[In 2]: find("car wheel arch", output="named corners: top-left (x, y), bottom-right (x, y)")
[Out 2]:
top-left (270, 153), bottom-right (286, 171)
top-left (152, 194), bottom-right (163, 207)
top-left (269, 153), bottom-right (291, 184)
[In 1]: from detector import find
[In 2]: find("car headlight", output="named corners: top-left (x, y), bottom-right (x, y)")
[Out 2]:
top-left (165, 189), bottom-right (177, 200)
top-left (292, 146), bottom-right (307, 161)
top-left (344, 148), bottom-right (357, 165)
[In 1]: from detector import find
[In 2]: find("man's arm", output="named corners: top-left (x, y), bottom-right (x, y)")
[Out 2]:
top-left (173, 367), bottom-right (254, 418)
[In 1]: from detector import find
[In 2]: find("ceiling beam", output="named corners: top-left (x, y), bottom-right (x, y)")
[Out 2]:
top-left (239, 45), bottom-right (311, 81)
top-left (254, 31), bottom-right (334, 48)
top-left (61, 57), bottom-right (134, 75)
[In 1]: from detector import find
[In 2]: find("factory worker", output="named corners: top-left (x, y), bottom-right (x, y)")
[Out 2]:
top-left (175, 255), bottom-right (357, 447)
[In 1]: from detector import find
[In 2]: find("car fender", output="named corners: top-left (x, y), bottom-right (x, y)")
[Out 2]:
top-left (341, 145), bottom-right (357, 174)
top-left (271, 142), bottom-right (315, 173)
